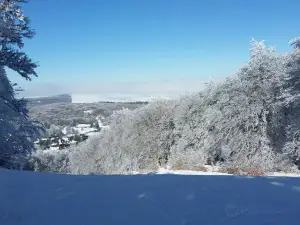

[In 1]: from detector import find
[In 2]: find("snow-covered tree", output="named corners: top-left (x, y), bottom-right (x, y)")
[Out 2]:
top-left (45, 124), bottom-right (63, 138)
top-left (0, 0), bottom-right (41, 168)
top-left (68, 135), bottom-right (101, 174)
top-left (28, 148), bottom-right (70, 173)
top-left (280, 37), bottom-right (300, 167)
top-left (289, 37), bottom-right (300, 49)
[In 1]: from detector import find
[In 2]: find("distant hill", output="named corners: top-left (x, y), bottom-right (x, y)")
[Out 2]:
top-left (25, 94), bottom-right (72, 107)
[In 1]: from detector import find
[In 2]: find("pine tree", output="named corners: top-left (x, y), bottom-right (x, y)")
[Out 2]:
top-left (0, 0), bottom-right (42, 168)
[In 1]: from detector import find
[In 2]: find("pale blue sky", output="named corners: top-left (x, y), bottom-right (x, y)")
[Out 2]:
top-left (8, 0), bottom-right (300, 100)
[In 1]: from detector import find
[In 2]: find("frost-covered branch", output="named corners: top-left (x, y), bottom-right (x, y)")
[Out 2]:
top-left (289, 37), bottom-right (300, 49)
top-left (0, 48), bottom-right (37, 80)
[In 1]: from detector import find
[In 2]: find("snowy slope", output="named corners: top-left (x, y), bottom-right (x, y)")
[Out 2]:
top-left (1, 169), bottom-right (300, 225)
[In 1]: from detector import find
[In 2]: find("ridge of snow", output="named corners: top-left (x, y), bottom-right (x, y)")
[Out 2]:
top-left (267, 172), bottom-right (300, 178)
top-left (156, 167), bottom-right (300, 178)
top-left (156, 168), bottom-right (232, 176)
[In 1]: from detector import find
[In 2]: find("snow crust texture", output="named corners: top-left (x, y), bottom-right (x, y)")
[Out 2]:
top-left (0, 169), bottom-right (300, 225)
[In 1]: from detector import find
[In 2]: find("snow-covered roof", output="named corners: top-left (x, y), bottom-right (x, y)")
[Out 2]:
top-left (76, 124), bottom-right (90, 128)
top-left (84, 110), bottom-right (93, 114)
top-left (86, 132), bottom-right (100, 137)
top-left (74, 127), bottom-right (98, 135)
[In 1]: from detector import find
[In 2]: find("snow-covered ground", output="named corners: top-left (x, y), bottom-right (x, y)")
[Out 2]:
top-left (156, 167), bottom-right (232, 176)
top-left (157, 167), bottom-right (300, 178)
top-left (267, 172), bottom-right (300, 178)
top-left (0, 169), bottom-right (300, 225)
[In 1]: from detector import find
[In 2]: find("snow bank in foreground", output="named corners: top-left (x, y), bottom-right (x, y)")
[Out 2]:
top-left (0, 169), bottom-right (300, 225)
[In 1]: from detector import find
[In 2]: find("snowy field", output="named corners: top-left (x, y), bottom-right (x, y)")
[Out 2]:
top-left (1, 169), bottom-right (300, 225)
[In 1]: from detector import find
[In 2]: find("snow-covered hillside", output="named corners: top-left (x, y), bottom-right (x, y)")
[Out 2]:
top-left (0, 169), bottom-right (300, 225)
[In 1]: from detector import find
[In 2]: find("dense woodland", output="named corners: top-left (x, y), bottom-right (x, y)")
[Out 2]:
top-left (2, 1), bottom-right (300, 175)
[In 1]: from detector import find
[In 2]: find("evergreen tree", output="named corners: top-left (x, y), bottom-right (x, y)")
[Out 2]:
top-left (0, 0), bottom-right (42, 168)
